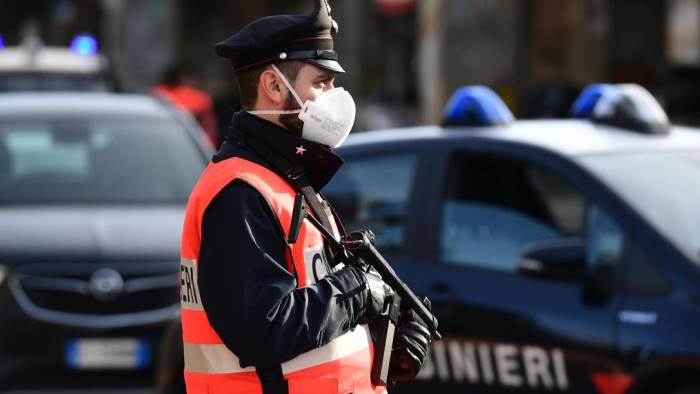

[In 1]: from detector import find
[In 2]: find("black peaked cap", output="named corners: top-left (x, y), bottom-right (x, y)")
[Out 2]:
top-left (216, 0), bottom-right (344, 74)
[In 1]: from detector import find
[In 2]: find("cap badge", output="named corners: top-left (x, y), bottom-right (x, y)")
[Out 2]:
top-left (279, 52), bottom-right (288, 60)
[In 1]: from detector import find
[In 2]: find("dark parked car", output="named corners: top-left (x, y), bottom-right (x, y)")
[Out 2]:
top-left (323, 85), bottom-right (700, 394)
top-left (0, 93), bottom-right (210, 391)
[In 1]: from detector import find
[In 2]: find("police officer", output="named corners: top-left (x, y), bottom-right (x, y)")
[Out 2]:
top-left (180, 1), bottom-right (432, 393)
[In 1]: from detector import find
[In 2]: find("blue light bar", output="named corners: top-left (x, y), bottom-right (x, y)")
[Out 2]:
top-left (443, 86), bottom-right (514, 127)
top-left (70, 34), bottom-right (98, 56)
top-left (572, 83), bottom-right (670, 135)
top-left (570, 84), bottom-right (615, 118)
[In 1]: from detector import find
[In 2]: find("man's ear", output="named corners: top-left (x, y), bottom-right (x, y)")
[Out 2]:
top-left (259, 68), bottom-right (286, 106)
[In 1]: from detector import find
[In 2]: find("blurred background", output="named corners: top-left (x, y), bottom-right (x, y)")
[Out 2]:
top-left (2, 1), bottom-right (700, 394)
top-left (3, 0), bottom-right (700, 136)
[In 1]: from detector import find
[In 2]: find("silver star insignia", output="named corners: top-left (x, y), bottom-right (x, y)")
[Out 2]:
top-left (295, 145), bottom-right (307, 156)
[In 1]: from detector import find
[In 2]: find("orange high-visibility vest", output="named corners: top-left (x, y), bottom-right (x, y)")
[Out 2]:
top-left (180, 156), bottom-right (385, 394)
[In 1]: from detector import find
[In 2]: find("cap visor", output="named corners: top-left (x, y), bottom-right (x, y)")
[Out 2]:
top-left (304, 59), bottom-right (345, 73)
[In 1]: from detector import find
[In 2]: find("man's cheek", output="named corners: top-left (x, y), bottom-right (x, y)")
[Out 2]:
top-left (307, 87), bottom-right (325, 100)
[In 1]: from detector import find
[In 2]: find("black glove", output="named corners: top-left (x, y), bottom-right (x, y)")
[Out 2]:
top-left (358, 268), bottom-right (392, 325)
top-left (388, 300), bottom-right (435, 381)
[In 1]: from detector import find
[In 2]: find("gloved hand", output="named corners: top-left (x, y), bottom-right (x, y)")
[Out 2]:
top-left (358, 268), bottom-right (392, 325)
top-left (388, 299), bottom-right (435, 381)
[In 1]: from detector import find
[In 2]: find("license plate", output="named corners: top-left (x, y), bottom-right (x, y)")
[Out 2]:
top-left (65, 338), bottom-right (150, 370)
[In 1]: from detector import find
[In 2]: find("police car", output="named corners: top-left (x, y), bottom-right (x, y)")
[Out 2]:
top-left (324, 84), bottom-right (700, 394)
top-left (0, 33), bottom-right (116, 92)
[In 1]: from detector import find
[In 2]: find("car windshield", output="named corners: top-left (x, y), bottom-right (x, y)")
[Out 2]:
top-left (0, 116), bottom-right (205, 204)
top-left (580, 151), bottom-right (700, 264)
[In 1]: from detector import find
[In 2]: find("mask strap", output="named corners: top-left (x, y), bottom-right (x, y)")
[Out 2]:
top-left (248, 64), bottom-right (305, 115)
top-left (247, 109), bottom-right (301, 115)
top-left (271, 64), bottom-right (304, 107)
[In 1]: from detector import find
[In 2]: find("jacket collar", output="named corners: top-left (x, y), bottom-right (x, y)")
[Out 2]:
top-left (220, 111), bottom-right (344, 191)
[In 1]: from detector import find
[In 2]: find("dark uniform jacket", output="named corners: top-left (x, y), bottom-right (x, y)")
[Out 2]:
top-left (197, 111), bottom-right (370, 368)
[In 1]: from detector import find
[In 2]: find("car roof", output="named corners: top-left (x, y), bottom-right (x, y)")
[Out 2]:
top-left (344, 119), bottom-right (700, 158)
top-left (0, 92), bottom-right (172, 119)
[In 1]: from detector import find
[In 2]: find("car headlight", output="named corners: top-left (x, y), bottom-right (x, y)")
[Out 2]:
top-left (0, 265), bottom-right (8, 287)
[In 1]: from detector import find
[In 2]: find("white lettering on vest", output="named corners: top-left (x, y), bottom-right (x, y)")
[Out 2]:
top-left (304, 245), bottom-right (329, 284)
top-left (180, 258), bottom-right (203, 310)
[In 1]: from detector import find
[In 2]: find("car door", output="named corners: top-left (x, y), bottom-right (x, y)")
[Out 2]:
top-left (401, 143), bottom-right (628, 394)
top-left (324, 144), bottom-right (428, 283)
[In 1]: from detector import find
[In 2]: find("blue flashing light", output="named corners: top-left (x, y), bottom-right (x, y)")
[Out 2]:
top-left (70, 34), bottom-right (98, 56)
top-left (0, 35), bottom-right (4, 50)
top-left (443, 86), bottom-right (514, 127)
top-left (570, 84), bottom-right (616, 118)
top-left (571, 83), bottom-right (670, 135)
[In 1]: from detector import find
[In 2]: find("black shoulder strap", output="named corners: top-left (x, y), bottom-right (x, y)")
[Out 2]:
top-left (321, 191), bottom-right (348, 239)
top-left (288, 168), bottom-right (335, 235)
top-left (255, 365), bottom-right (288, 394)
top-left (245, 137), bottom-right (338, 243)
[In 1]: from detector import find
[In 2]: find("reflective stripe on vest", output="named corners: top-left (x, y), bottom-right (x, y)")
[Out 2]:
top-left (180, 157), bottom-right (382, 394)
top-left (184, 324), bottom-right (372, 375)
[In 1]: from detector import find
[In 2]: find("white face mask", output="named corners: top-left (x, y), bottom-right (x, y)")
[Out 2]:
top-left (249, 64), bottom-right (356, 148)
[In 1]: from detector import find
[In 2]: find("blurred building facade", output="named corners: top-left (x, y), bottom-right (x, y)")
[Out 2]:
top-left (1, 0), bottom-right (699, 131)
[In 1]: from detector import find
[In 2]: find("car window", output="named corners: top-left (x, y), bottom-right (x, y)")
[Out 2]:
top-left (581, 151), bottom-right (700, 266)
top-left (0, 117), bottom-right (205, 204)
top-left (586, 205), bottom-right (624, 269)
top-left (586, 205), bottom-right (670, 294)
top-left (440, 152), bottom-right (585, 271)
top-left (324, 152), bottom-right (418, 254)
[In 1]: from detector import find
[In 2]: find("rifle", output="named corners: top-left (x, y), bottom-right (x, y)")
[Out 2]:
top-left (289, 194), bottom-right (441, 385)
